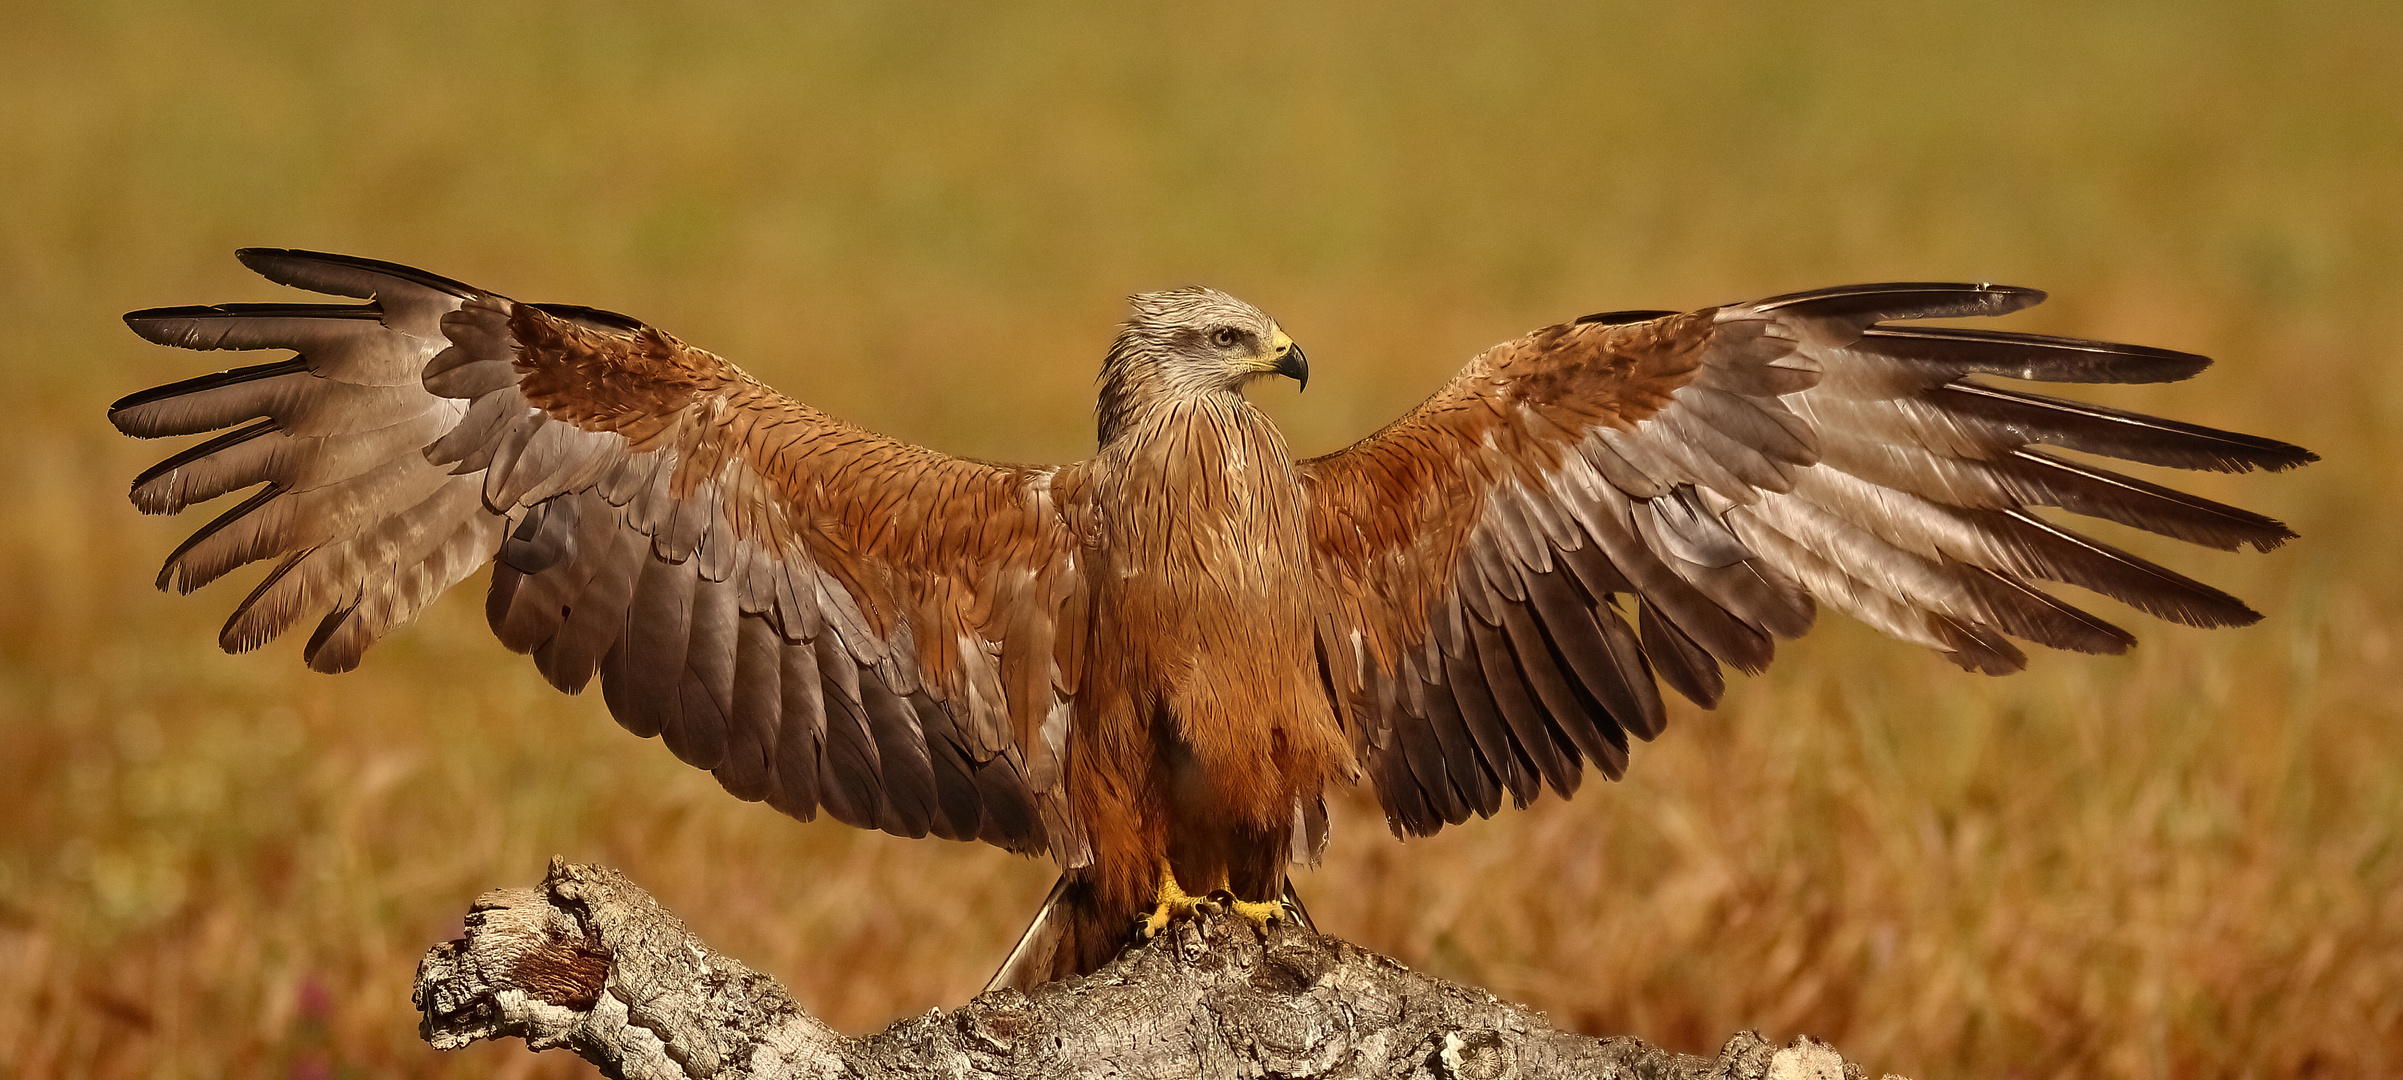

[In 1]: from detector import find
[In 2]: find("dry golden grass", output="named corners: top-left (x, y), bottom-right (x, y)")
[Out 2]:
top-left (1, 2), bottom-right (2397, 1076)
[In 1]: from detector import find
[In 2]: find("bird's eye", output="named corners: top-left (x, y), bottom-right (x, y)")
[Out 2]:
top-left (1210, 327), bottom-right (1243, 349)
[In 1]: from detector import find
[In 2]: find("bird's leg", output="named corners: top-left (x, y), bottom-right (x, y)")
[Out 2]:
top-left (1137, 864), bottom-right (1204, 939)
top-left (1201, 887), bottom-right (1289, 933)
top-left (1138, 863), bottom-right (1286, 939)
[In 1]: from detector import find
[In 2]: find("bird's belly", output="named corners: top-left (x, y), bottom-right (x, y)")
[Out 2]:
top-left (1108, 575), bottom-right (1344, 818)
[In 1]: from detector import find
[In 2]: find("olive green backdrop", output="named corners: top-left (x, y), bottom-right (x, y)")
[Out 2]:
top-left (2, 2), bottom-right (2394, 1076)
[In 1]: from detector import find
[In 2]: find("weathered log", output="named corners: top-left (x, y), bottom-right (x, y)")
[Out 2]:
top-left (414, 859), bottom-right (1894, 1079)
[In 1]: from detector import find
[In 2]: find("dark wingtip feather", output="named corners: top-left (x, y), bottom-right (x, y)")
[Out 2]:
top-left (123, 305), bottom-right (225, 346)
top-left (1933, 615), bottom-right (2029, 675)
top-left (301, 602), bottom-right (369, 673)
top-left (1858, 325), bottom-right (2214, 385)
top-left (126, 301), bottom-right (381, 327)
top-left (220, 553), bottom-right (306, 653)
top-left (2005, 510), bottom-right (2267, 629)
top-left (2006, 450), bottom-right (2303, 553)
top-left (2262, 442), bottom-right (2321, 472)
top-left (129, 419), bottom-right (277, 513)
top-left (107, 358), bottom-right (307, 436)
top-left (235, 248), bottom-right (482, 301)
top-left (1753, 282), bottom-right (2046, 323)
top-left (153, 483), bottom-right (284, 593)
top-left (1966, 567), bottom-right (2137, 656)
top-left (1637, 600), bottom-right (1724, 711)
top-left (1941, 383), bottom-right (2319, 475)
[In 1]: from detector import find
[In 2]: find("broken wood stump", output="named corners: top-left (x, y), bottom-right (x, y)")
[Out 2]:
top-left (414, 859), bottom-right (1894, 1079)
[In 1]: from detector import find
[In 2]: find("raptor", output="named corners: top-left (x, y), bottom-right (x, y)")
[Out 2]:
top-left (111, 251), bottom-right (2311, 986)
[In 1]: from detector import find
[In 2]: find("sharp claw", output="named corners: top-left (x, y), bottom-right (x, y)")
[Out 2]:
top-left (1142, 867), bottom-right (1207, 940)
top-left (1219, 896), bottom-right (1285, 931)
top-left (1144, 870), bottom-right (1294, 939)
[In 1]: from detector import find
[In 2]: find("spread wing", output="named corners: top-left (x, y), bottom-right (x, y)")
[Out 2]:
top-left (1301, 284), bottom-right (2314, 837)
top-left (111, 249), bottom-right (1094, 862)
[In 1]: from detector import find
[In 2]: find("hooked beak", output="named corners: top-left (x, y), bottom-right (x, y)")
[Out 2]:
top-left (1273, 341), bottom-right (1309, 391)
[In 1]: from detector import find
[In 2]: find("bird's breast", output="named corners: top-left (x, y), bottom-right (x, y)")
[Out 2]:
top-left (1087, 398), bottom-right (1322, 687)
top-left (1096, 401), bottom-right (1313, 600)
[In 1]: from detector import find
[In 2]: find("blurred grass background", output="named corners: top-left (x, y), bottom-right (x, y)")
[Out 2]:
top-left (0, 0), bottom-right (2395, 1076)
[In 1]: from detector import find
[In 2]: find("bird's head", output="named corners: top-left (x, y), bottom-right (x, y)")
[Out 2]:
top-left (1094, 286), bottom-right (1308, 445)
top-left (1105, 287), bottom-right (1308, 395)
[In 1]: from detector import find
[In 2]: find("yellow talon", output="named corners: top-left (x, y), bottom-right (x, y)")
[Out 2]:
top-left (1139, 867), bottom-right (1285, 939)
top-left (1220, 893), bottom-right (1285, 932)
top-left (1139, 868), bottom-right (1204, 939)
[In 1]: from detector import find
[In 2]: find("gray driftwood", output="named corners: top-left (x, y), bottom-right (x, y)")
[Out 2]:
top-left (414, 859), bottom-right (1894, 1079)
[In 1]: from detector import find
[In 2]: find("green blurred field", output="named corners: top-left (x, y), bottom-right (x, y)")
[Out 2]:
top-left (1, 1), bottom-right (2396, 1076)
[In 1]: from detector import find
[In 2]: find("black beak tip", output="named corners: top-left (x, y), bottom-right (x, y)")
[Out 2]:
top-left (1277, 344), bottom-right (1310, 391)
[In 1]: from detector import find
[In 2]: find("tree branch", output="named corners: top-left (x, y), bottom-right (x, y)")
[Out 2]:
top-left (414, 859), bottom-right (1894, 1079)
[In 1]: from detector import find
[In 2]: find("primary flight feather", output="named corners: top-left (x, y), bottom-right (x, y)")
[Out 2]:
top-left (112, 250), bottom-right (2312, 986)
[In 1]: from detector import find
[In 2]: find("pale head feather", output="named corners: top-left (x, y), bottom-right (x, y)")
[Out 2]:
top-left (1095, 287), bottom-right (1291, 446)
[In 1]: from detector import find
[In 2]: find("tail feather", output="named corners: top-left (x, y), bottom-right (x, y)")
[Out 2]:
top-left (985, 877), bottom-right (1076, 993)
top-left (1278, 878), bottom-right (1317, 934)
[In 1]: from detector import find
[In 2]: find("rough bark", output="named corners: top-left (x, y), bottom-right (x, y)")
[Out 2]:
top-left (414, 859), bottom-right (1899, 1079)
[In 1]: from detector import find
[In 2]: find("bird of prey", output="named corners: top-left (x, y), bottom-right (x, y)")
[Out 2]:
top-left (111, 250), bottom-right (2311, 987)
